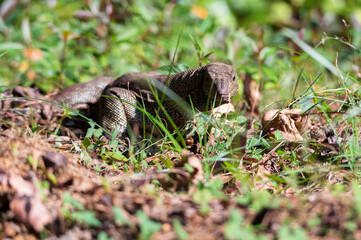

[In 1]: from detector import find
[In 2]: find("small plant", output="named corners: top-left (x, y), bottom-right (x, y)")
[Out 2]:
top-left (173, 219), bottom-right (188, 240)
top-left (224, 209), bottom-right (267, 240)
top-left (136, 210), bottom-right (162, 240)
top-left (61, 192), bottom-right (101, 227)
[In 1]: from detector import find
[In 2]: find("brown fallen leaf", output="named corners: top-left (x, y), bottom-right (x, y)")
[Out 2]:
top-left (253, 165), bottom-right (275, 191)
top-left (262, 108), bottom-right (311, 141)
top-left (9, 172), bottom-right (51, 232)
top-left (0, 167), bottom-right (9, 192)
top-left (243, 73), bottom-right (260, 116)
top-left (186, 154), bottom-right (204, 183)
top-left (13, 86), bottom-right (39, 98)
top-left (212, 103), bottom-right (235, 119)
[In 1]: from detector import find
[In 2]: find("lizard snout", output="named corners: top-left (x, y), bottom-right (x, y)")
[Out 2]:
top-left (219, 93), bottom-right (232, 102)
top-left (217, 82), bottom-right (236, 101)
top-left (218, 88), bottom-right (232, 96)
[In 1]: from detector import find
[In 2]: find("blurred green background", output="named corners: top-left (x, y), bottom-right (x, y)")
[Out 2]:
top-left (1, 0), bottom-right (360, 107)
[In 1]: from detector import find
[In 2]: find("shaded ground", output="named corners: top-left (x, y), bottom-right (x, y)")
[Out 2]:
top-left (1, 87), bottom-right (361, 240)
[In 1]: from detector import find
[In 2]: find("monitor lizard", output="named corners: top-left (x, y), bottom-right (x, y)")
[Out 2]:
top-left (54, 62), bottom-right (239, 138)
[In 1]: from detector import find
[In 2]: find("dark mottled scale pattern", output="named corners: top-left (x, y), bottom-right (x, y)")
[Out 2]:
top-left (54, 63), bottom-right (239, 138)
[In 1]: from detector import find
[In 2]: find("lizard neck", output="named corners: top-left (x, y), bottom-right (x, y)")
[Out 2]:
top-left (161, 66), bottom-right (210, 111)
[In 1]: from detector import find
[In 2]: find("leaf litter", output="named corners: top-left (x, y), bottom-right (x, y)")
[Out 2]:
top-left (1, 86), bottom-right (361, 239)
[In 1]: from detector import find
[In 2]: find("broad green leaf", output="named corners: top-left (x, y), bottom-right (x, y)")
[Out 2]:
top-left (0, 42), bottom-right (24, 51)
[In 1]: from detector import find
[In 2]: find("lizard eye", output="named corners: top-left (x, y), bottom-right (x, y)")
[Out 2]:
top-left (232, 75), bottom-right (236, 81)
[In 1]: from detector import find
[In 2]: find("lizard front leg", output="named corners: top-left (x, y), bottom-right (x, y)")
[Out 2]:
top-left (98, 87), bottom-right (139, 138)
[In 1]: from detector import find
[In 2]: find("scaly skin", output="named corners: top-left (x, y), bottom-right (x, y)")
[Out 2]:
top-left (55, 62), bottom-right (239, 138)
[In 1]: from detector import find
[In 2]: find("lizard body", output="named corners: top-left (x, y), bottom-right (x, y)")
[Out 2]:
top-left (54, 62), bottom-right (239, 138)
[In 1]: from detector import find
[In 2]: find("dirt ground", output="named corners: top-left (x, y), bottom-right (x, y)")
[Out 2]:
top-left (1, 87), bottom-right (361, 239)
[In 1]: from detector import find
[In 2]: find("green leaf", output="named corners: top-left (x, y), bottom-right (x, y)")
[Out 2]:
top-left (0, 42), bottom-right (24, 51)
top-left (113, 206), bottom-right (129, 225)
top-left (278, 225), bottom-right (308, 240)
top-left (264, 173), bottom-right (287, 184)
top-left (97, 231), bottom-right (114, 240)
top-left (82, 137), bottom-right (92, 149)
top-left (159, 156), bottom-right (174, 168)
top-left (184, 163), bottom-right (194, 173)
top-left (85, 122), bottom-right (96, 137)
top-left (190, 34), bottom-right (203, 57)
top-left (72, 210), bottom-right (102, 227)
top-left (136, 210), bottom-right (162, 240)
top-left (94, 128), bottom-right (103, 138)
top-left (194, 114), bottom-right (208, 136)
top-left (104, 150), bottom-right (128, 162)
top-left (203, 51), bottom-right (213, 59)
top-left (352, 180), bottom-right (361, 216)
top-left (155, 64), bottom-right (189, 74)
top-left (283, 28), bottom-right (339, 76)
top-left (193, 189), bottom-right (212, 214)
top-left (224, 210), bottom-right (244, 240)
top-left (274, 130), bottom-right (284, 141)
top-left (63, 192), bottom-right (84, 210)
top-left (173, 219), bottom-right (188, 240)
top-left (0, 51), bottom-right (7, 58)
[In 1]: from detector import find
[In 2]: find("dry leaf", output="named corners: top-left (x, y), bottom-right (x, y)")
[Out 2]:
top-left (212, 103), bottom-right (235, 119)
top-left (262, 108), bottom-right (311, 141)
top-left (9, 173), bottom-right (51, 232)
top-left (0, 169), bottom-right (9, 192)
top-left (243, 73), bottom-right (260, 115)
top-left (187, 154), bottom-right (204, 183)
top-left (254, 165), bottom-right (274, 191)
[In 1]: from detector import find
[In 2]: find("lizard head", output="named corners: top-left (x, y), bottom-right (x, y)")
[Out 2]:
top-left (203, 62), bottom-right (239, 103)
